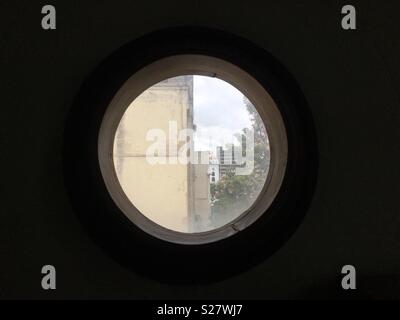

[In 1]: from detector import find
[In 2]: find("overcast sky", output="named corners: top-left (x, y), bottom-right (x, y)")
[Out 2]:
top-left (193, 75), bottom-right (252, 152)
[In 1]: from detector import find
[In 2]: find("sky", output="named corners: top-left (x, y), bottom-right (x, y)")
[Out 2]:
top-left (193, 75), bottom-right (252, 152)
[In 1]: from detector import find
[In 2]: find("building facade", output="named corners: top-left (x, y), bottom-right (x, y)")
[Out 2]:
top-left (113, 76), bottom-right (211, 232)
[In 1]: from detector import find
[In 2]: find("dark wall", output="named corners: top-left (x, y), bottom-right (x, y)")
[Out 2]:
top-left (1, 0), bottom-right (399, 299)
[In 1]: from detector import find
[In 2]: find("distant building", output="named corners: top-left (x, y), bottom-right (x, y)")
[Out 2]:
top-left (208, 164), bottom-right (219, 184)
top-left (216, 140), bottom-right (246, 178)
top-left (208, 155), bottom-right (220, 184)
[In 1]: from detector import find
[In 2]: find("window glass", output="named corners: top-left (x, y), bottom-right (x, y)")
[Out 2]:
top-left (113, 75), bottom-right (270, 232)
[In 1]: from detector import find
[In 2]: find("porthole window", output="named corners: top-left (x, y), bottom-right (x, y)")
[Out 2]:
top-left (65, 27), bottom-right (317, 282)
top-left (112, 75), bottom-right (271, 234)
top-left (98, 55), bottom-right (288, 244)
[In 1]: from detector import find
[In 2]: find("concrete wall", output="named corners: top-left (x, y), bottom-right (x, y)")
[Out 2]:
top-left (114, 76), bottom-right (193, 232)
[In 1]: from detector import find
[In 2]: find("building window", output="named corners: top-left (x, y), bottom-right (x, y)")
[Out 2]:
top-left (112, 75), bottom-right (270, 233)
top-left (98, 55), bottom-right (288, 244)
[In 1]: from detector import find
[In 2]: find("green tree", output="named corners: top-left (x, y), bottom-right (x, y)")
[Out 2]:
top-left (211, 97), bottom-right (270, 222)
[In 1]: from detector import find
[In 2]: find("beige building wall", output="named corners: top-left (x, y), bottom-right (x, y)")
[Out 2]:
top-left (191, 161), bottom-right (212, 232)
top-left (114, 76), bottom-right (193, 232)
top-left (113, 76), bottom-right (211, 233)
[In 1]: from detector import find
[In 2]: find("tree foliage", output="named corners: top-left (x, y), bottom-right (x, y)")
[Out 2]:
top-left (211, 97), bottom-right (270, 220)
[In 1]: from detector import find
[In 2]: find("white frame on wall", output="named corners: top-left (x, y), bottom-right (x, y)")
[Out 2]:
top-left (98, 54), bottom-right (288, 245)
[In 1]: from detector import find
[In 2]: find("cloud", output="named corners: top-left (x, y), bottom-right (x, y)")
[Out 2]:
top-left (193, 76), bottom-right (252, 152)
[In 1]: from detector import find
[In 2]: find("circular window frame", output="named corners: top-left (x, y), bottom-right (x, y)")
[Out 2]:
top-left (98, 55), bottom-right (288, 245)
top-left (64, 27), bottom-right (318, 283)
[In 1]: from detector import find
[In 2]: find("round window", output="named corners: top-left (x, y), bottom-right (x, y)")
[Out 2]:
top-left (98, 55), bottom-right (288, 244)
top-left (65, 27), bottom-right (317, 282)
top-left (113, 75), bottom-right (270, 233)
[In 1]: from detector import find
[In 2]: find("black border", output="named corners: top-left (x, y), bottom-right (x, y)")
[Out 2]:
top-left (63, 27), bottom-right (318, 284)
